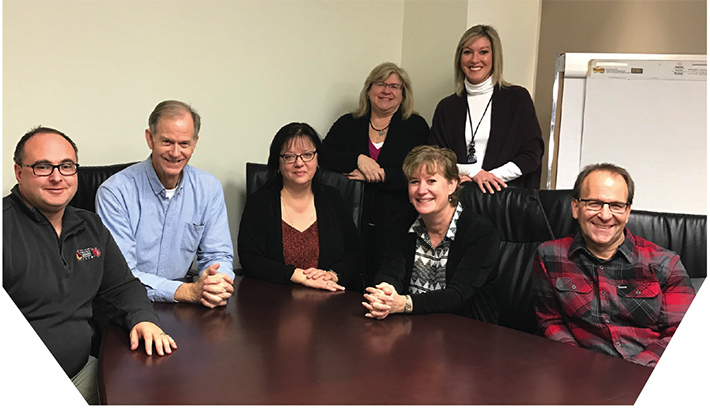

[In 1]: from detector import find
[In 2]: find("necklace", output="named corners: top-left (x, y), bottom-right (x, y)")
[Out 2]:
top-left (281, 195), bottom-right (316, 228)
top-left (369, 120), bottom-right (390, 137)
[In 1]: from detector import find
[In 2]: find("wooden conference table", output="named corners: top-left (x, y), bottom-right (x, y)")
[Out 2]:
top-left (99, 276), bottom-right (653, 405)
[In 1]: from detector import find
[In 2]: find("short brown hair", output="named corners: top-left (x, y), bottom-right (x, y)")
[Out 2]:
top-left (148, 100), bottom-right (201, 139)
top-left (403, 145), bottom-right (462, 204)
top-left (572, 163), bottom-right (635, 204)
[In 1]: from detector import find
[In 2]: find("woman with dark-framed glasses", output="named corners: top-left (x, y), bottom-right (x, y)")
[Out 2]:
top-left (429, 24), bottom-right (544, 194)
top-left (319, 62), bottom-right (429, 287)
top-left (238, 122), bottom-right (363, 292)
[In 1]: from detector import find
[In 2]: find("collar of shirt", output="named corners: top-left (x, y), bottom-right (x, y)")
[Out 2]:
top-left (409, 202), bottom-right (463, 246)
top-left (569, 228), bottom-right (635, 264)
top-left (140, 157), bottom-right (187, 198)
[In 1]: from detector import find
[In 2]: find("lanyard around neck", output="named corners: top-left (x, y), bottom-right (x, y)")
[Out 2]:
top-left (465, 94), bottom-right (493, 164)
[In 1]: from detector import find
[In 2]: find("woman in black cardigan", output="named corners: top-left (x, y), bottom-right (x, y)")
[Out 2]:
top-left (238, 123), bottom-right (363, 292)
top-left (362, 146), bottom-right (500, 322)
top-left (319, 62), bottom-right (429, 286)
top-left (429, 24), bottom-right (544, 193)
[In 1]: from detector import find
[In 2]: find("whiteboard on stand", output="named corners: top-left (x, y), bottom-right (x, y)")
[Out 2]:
top-left (579, 59), bottom-right (706, 214)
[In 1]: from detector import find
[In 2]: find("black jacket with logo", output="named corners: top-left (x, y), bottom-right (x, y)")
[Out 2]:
top-left (3, 186), bottom-right (158, 378)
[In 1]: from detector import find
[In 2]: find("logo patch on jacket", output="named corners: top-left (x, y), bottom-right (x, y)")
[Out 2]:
top-left (76, 247), bottom-right (102, 261)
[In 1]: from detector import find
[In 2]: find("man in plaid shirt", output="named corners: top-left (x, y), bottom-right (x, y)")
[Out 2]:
top-left (532, 163), bottom-right (695, 367)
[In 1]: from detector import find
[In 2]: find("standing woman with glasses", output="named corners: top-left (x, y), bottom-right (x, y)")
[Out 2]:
top-left (429, 24), bottom-right (544, 194)
top-left (319, 62), bottom-right (429, 287)
top-left (238, 123), bottom-right (363, 292)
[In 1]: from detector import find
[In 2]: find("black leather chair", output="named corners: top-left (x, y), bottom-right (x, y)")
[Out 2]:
top-left (69, 162), bottom-right (136, 212)
top-left (245, 162), bottom-right (365, 232)
top-left (459, 184), bottom-right (554, 334)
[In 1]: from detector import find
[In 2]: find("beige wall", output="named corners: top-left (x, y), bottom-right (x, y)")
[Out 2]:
top-left (401, 0), bottom-right (469, 122)
top-left (466, 0), bottom-right (542, 93)
top-left (534, 0), bottom-right (707, 186)
top-left (3, 0), bottom-right (542, 260)
top-left (3, 0), bottom-right (406, 246)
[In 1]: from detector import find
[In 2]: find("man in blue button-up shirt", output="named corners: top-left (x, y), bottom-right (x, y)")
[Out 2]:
top-left (96, 100), bottom-right (235, 307)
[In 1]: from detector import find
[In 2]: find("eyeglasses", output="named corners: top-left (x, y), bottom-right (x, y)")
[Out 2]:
top-left (374, 82), bottom-right (402, 91)
top-left (576, 198), bottom-right (630, 214)
top-left (20, 162), bottom-right (80, 176)
top-left (279, 151), bottom-right (316, 164)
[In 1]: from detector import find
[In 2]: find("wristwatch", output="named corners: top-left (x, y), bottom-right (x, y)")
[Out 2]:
top-left (404, 295), bottom-right (413, 313)
top-left (327, 269), bottom-right (338, 282)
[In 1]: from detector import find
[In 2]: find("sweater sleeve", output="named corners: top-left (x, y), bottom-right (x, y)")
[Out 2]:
top-left (237, 190), bottom-right (296, 285)
top-left (498, 86), bottom-right (544, 176)
top-left (319, 188), bottom-right (364, 292)
top-left (94, 226), bottom-right (160, 330)
top-left (381, 114), bottom-right (430, 191)
top-left (319, 114), bottom-right (362, 173)
top-left (372, 214), bottom-right (414, 295)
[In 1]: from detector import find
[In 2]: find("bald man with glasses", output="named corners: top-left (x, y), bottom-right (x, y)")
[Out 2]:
top-left (532, 163), bottom-right (695, 368)
top-left (3, 126), bottom-right (175, 404)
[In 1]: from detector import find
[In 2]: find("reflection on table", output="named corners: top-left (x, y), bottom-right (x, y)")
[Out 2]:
top-left (100, 276), bottom-right (653, 404)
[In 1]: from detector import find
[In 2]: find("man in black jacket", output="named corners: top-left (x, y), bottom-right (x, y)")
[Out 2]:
top-left (3, 126), bottom-right (176, 404)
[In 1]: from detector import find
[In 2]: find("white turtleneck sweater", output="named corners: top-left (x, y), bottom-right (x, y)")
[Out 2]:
top-left (458, 77), bottom-right (522, 182)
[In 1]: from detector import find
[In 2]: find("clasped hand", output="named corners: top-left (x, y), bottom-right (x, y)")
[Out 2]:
top-left (183, 263), bottom-right (234, 308)
top-left (348, 155), bottom-right (385, 183)
top-left (362, 282), bottom-right (406, 320)
top-left (292, 267), bottom-right (345, 292)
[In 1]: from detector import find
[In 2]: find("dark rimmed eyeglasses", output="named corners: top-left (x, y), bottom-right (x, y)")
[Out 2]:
top-left (20, 162), bottom-right (80, 176)
top-left (576, 198), bottom-right (630, 214)
top-left (279, 151), bottom-right (316, 164)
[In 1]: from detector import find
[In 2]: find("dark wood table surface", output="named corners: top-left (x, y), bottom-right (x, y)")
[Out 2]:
top-left (99, 276), bottom-right (653, 405)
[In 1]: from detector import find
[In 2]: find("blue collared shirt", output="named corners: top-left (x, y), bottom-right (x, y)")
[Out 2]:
top-left (96, 158), bottom-right (234, 302)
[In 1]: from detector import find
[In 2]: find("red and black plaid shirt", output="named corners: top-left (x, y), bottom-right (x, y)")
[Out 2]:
top-left (532, 229), bottom-right (696, 367)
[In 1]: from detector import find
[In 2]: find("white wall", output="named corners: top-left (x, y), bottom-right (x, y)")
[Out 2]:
top-left (3, 0), bottom-right (542, 264)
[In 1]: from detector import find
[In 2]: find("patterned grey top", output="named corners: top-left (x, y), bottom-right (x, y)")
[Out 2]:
top-left (408, 202), bottom-right (463, 294)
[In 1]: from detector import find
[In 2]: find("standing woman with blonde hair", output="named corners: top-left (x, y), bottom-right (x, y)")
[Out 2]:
top-left (430, 24), bottom-right (544, 194)
top-left (320, 62), bottom-right (429, 286)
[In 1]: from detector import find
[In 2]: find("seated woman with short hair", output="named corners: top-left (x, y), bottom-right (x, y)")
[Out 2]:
top-left (362, 145), bottom-right (500, 321)
top-left (238, 123), bottom-right (363, 292)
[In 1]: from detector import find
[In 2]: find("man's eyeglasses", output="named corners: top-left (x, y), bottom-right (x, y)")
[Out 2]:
top-left (20, 162), bottom-right (80, 176)
top-left (374, 82), bottom-right (402, 91)
top-left (279, 151), bottom-right (316, 164)
top-left (576, 198), bottom-right (630, 214)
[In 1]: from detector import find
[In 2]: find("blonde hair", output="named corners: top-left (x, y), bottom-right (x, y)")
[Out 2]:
top-left (352, 62), bottom-right (415, 120)
top-left (454, 25), bottom-right (510, 96)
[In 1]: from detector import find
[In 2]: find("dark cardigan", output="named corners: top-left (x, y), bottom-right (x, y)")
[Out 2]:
top-left (319, 109), bottom-right (429, 284)
top-left (373, 207), bottom-right (501, 323)
top-left (429, 85), bottom-right (544, 189)
top-left (237, 177), bottom-right (364, 292)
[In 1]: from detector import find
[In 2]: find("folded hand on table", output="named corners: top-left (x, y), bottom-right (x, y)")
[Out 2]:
top-left (362, 282), bottom-right (406, 319)
top-left (291, 267), bottom-right (345, 292)
top-left (174, 262), bottom-right (234, 308)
